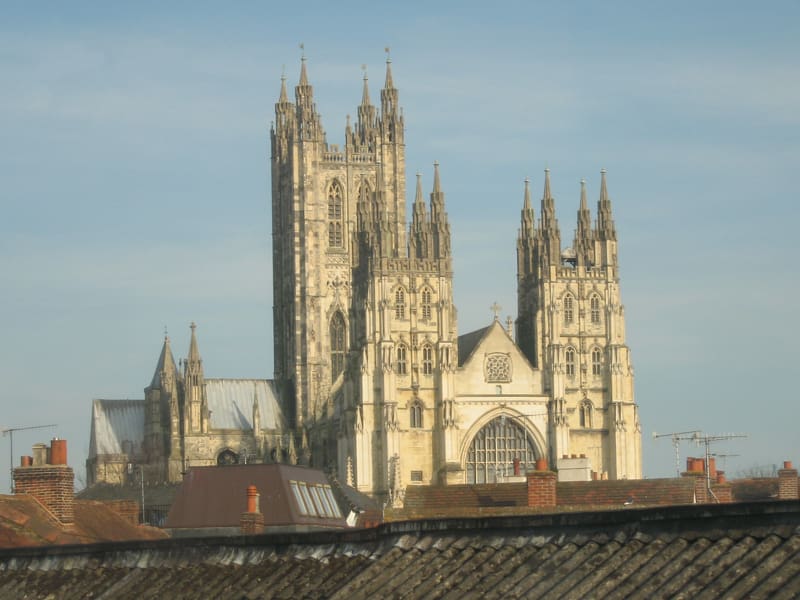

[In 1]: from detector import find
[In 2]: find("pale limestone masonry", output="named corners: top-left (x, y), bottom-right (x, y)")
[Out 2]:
top-left (87, 55), bottom-right (642, 498)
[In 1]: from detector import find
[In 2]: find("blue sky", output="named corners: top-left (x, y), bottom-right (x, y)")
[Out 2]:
top-left (1, 2), bottom-right (798, 490)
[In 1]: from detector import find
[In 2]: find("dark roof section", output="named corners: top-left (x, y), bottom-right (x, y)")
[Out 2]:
top-left (78, 482), bottom-right (181, 507)
top-left (457, 325), bottom-right (490, 366)
top-left (0, 501), bottom-right (798, 598)
top-left (165, 463), bottom-right (347, 530)
top-left (0, 496), bottom-right (166, 548)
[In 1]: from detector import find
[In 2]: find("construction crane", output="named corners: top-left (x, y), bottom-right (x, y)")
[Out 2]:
top-left (1, 424), bottom-right (58, 493)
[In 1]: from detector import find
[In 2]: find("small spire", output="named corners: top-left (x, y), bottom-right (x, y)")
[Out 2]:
top-left (384, 46), bottom-right (394, 88)
top-left (187, 321), bottom-right (201, 362)
top-left (278, 72), bottom-right (288, 103)
top-left (523, 177), bottom-right (531, 210)
top-left (543, 167), bottom-right (552, 200)
top-left (415, 172), bottom-right (424, 204)
top-left (299, 43), bottom-right (309, 86)
top-left (360, 65), bottom-right (371, 106)
top-left (580, 178), bottom-right (588, 210)
top-left (432, 161), bottom-right (441, 194)
top-left (599, 168), bottom-right (609, 202)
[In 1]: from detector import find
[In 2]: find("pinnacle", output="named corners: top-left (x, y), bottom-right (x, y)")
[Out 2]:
top-left (432, 161), bottom-right (441, 195)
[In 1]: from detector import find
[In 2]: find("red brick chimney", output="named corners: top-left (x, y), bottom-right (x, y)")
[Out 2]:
top-left (778, 461), bottom-right (799, 500)
top-left (13, 439), bottom-right (74, 524)
top-left (240, 484), bottom-right (265, 534)
top-left (526, 460), bottom-right (556, 508)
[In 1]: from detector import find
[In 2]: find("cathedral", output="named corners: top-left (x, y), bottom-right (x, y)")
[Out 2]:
top-left (86, 55), bottom-right (642, 500)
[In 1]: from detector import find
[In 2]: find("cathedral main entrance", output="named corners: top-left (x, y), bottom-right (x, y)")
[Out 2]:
top-left (465, 416), bottom-right (540, 484)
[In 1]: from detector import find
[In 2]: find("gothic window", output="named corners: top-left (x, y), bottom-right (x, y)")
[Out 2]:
top-left (580, 400), bottom-right (594, 428)
top-left (565, 347), bottom-right (576, 376)
top-left (590, 294), bottom-right (602, 324)
top-left (422, 344), bottom-right (434, 375)
top-left (327, 181), bottom-right (344, 248)
top-left (410, 401), bottom-right (423, 428)
top-left (466, 416), bottom-right (538, 484)
top-left (563, 294), bottom-right (574, 325)
top-left (591, 347), bottom-right (603, 376)
top-left (421, 287), bottom-right (432, 320)
top-left (485, 353), bottom-right (512, 383)
top-left (217, 449), bottom-right (238, 466)
top-left (396, 344), bottom-right (408, 375)
top-left (395, 288), bottom-right (406, 319)
top-left (330, 312), bottom-right (346, 382)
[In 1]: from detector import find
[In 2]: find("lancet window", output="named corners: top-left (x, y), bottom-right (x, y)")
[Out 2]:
top-left (564, 294), bottom-right (575, 325)
top-left (421, 288), bottom-right (432, 320)
top-left (395, 288), bottom-right (406, 319)
top-left (327, 181), bottom-right (344, 248)
top-left (396, 344), bottom-right (408, 375)
top-left (590, 294), bottom-right (602, 324)
top-left (565, 347), bottom-right (576, 376)
top-left (421, 344), bottom-right (434, 375)
top-left (330, 312), bottom-right (346, 381)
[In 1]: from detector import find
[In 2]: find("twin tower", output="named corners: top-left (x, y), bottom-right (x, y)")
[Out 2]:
top-left (271, 56), bottom-right (641, 498)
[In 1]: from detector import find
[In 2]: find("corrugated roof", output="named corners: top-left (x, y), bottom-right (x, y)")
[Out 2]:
top-left (1, 501), bottom-right (799, 598)
top-left (205, 379), bottom-right (285, 430)
top-left (89, 399), bottom-right (145, 458)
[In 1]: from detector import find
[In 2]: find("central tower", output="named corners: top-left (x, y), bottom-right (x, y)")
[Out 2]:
top-left (270, 55), bottom-right (457, 495)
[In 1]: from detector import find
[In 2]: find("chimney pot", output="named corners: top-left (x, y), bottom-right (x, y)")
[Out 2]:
top-left (535, 458), bottom-right (548, 471)
top-left (246, 484), bottom-right (259, 514)
top-left (50, 439), bottom-right (68, 465)
top-left (784, 461), bottom-right (793, 470)
top-left (20, 456), bottom-right (32, 467)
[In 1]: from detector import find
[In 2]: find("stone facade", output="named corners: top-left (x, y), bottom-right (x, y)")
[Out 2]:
top-left (87, 55), bottom-right (642, 498)
top-left (271, 56), bottom-right (642, 501)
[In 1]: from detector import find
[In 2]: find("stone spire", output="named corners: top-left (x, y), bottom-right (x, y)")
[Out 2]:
top-left (187, 321), bottom-right (202, 365)
top-left (150, 334), bottom-right (178, 389)
top-left (356, 68), bottom-right (377, 147)
top-left (184, 322), bottom-right (207, 433)
top-left (596, 169), bottom-right (617, 241)
top-left (575, 179), bottom-right (594, 267)
top-left (539, 168), bottom-right (561, 266)
top-left (410, 173), bottom-right (432, 259)
top-left (521, 177), bottom-right (535, 238)
top-left (380, 49), bottom-right (402, 142)
top-left (294, 53), bottom-right (322, 140)
top-left (517, 178), bottom-right (538, 277)
top-left (429, 162), bottom-right (451, 260)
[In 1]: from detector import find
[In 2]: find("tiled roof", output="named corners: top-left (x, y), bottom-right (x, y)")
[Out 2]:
top-left (0, 496), bottom-right (166, 549)
top-left (0, 501), bottom-right (798, 598)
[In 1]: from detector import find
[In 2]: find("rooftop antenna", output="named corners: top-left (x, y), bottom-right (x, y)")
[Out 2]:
top-left (652, 430), bottom-right (701, 477)
top-left (2, 424), bottom-right (58, 493)
top-left (693, 432), bottom-right (747, 501)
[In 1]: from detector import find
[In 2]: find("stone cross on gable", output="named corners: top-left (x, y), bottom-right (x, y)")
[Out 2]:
top-left (490, 302), bottom-right (502, 321)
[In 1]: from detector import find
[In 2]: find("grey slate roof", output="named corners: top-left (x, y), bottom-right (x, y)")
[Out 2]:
top-left (1, 501), bottom-right (798, 598)
top-left (457, 325), bottom-right (490, 366)
top-left (205, 378), bottom-right (284, 430)
top-left (88, 399), bottom-right (145, 458)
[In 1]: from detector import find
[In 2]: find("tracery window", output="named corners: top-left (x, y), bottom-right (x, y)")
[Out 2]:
top-left (421, 288), bottom-right (432, 320)
top-left (217, 449), bottom-right (238, 466)
top-left (422, 344), bottom-right (434, 375)
top-left (466, 416), bottom-right (538, 484)
top-left (327, 181), bottom-right (344, 248)
top-left (591, 347), bottom-right (602, 376)
top-left (410, 401), bottom-right (423, 428)
top-left (396, 344), bottom-right (408, 375)
top-left (563, 294), bottom-right (574, 325)
top-left (395, 288), bottom-right (406, 319)
top-left (590, 294), bottom-right (602, 324)
top-left (565, 347), bottom-right (576, 376)
top-left (485, 353), bottom-right (512, 383)
top-left (330, 312), bottom-right (346, 382)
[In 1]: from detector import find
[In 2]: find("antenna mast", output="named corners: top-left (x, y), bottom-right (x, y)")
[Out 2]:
top-left (652, 430), bottom-right (701, 476)
top-left (2, 424), bottom-right (58, 493)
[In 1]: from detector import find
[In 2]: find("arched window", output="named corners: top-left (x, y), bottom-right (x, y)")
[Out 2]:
top-left (327, 181), bottom-right (344, 248)
top-left (590, 294), bottom-right (602, 324)
top-left (396, 344), bottom-right (408, 375)
top-left (421, 288), bottom-right (432, 320)
top-left (410, 401), bottom-right (423, 428)
top-left (421, 344), bottom-right (434, 375)
top-left (563, 294), bottom-right (574, 325)
top-left (395, 288), bottom-right (406, 319)
top-left (466, 416), bottom-right (538, 483)
top-left (591, 347), bottom-right (602, 376)
top-left (580, 400), bottom-right (593, 428)
top-left (330, 312), bottom-right (346, 382)
top-left (217, 449), bottom-right (238, 466)
top-left (565, 347), bottom-right (576, 376)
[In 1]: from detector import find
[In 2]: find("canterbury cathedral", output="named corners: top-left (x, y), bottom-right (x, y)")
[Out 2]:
top-left (86, 56), bottom-right (642, 500)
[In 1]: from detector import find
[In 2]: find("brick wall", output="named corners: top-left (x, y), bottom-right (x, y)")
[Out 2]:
top-left (240, 512), bottom-right (265, 535)
top-left (778, 462), bottom-right (798, 500)
top-left (527, 470), bottom-right (556, 507)
top-left (13, 465), bottom-right (75, 524)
